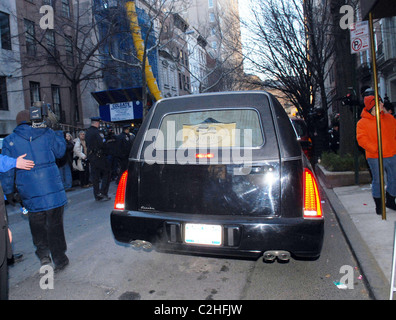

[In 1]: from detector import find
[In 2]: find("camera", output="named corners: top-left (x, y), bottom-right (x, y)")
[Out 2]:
top-left (30, 101), bottom-right (58, 128)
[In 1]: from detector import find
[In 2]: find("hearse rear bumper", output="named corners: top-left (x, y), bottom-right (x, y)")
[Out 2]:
top-left (111, 210), bottom-right (324, 260)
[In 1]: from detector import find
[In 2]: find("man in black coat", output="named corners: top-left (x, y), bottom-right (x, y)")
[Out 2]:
top-left (85, 117), bottom-right (111, 201)
top-left (116, 125), bottom-right (135, 181)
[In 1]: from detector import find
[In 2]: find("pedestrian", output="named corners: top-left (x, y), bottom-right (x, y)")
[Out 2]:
top-left (328, 121), bottom-right (340, 153)
top-left (102, 125), bottom-right (118, 181)
top-left (116, 125), bottom-right (135, 182)
top-left (383, 95), bottom-right (395, 118)
top-left (356, 95), bottom-right (396, 215)
top-left (85, 117), bottom-right (111, 201)
top-left (0, 109), bottom-right (69, 272)
top-left (73, 131), bottom-right (90, 188)
top-left (57, 132), bottom-right (74, 191)
top-left (0, 153), bottom-right (35, 300)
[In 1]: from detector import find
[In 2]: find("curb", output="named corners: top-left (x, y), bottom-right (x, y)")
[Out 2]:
top-left (318, 176), bottom-right (390, 300)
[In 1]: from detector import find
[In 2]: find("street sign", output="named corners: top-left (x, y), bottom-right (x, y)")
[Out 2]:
top-left (350, 21), bottom-right (370, 54)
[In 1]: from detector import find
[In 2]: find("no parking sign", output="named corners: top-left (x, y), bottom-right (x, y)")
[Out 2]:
top-left (350, 21), bottom-right (370, 54)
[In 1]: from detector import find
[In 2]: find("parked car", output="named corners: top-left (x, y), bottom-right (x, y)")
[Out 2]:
top-left (290, 117), bottom-right (313, 160)
top-left (111, 91), bottom-right (324, 262)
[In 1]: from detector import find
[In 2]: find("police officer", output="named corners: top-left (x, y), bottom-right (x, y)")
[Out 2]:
top-left (85, 117), bottom-right (111, 201)
top-left (116, 125), bottom-right (135, 181)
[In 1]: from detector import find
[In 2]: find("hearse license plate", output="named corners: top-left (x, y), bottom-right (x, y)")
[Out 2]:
top-left (185, 224), bottom-right (222, 246)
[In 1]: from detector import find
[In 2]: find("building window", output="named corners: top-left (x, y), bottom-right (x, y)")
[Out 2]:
top-left (65, 36), bottom-right (74, 66)
top-left (184, 51), bottom-right (188, 66)
top-left (178, 72), bottom-right (182, 90)
top-left (103, 0), bottom-right (118, 8)
top-left (161, 60), bottom-right (170, 89)
top-left (24, 19), bottom-right (36, 56)
top-left (29, 81), bottom-right (41, 104)
top-left (186, 76), bottom-right (190, 91)
top-left (209, 12), bottom-right (215, 23)
top-left (45, 29), bottom-right (56, 55)
top-left (179, 49), bottom-right (183, 64)
top-left (51, 85), bottom-right (61, 119)
top-left (61, 0), bottom-right (71, 18)
top-left (208, 0), bottom-right (213, 8)
top-left (0, 12), bottom-right (11, 50)
top-left (0, 77), bottom-right (8, 110)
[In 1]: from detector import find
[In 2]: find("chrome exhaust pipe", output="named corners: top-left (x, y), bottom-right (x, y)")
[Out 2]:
top-left (263, 250), bottom-right (291, 262)
top-left (277, 251), bottom-right (291, 262)
top-left (130, 240), bottom-right (153, 250)
top-left (263, 251), bottom-right (277, 262)
top-left (142, 241), bottom-right (153, 250)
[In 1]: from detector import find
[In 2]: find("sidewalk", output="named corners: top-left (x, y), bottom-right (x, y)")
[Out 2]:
top-left (319, 177), bottom-right (396, 300)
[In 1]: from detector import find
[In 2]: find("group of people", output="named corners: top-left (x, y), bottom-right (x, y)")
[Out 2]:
top-left (56, 130), bottom-right (90, 191)
top-left (0, 111), bottom-right (134, 300)
top-left (56, 119), bottom-right (135, 200)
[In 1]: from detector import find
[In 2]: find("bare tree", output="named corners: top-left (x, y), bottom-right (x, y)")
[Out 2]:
top-left (329, 0), bottom-right (360, 156)
top-left (241, 0), bottom-right (335, 128)
top-left (7, 0), bottom-right (127, 126)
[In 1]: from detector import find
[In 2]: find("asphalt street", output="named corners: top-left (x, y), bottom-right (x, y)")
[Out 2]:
top-left (7, 182), bottom-right (370, 300)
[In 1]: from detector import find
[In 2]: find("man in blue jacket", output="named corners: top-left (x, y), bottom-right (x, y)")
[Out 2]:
top-left (1, 153), bottom-right (35, 300)
top-left (1, 110), bottom-right (69, 272)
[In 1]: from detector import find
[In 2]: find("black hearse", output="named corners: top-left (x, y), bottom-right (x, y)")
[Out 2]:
top-left (111, 92), bottom-right (324, 262)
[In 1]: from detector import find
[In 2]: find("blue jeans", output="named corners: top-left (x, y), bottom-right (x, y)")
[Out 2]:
top-left (59, 163), bottom-right (72, 190)
top-left (367, 155), bottom-right (396, 198)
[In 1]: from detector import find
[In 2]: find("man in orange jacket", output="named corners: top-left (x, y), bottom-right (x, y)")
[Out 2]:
top-left (357, 94), bottom-right (396, 215)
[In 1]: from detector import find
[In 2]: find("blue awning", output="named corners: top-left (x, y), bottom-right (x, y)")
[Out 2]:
top-left (91, 87), bottom-right (143, 106)
top-left (91, 87), bottom-right (144, 122)
top-left (99, 101), bottom-right (143, 122)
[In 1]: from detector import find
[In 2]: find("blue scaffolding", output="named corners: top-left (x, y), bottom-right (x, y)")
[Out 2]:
top-left (91, 0), bottom-right (160, 120)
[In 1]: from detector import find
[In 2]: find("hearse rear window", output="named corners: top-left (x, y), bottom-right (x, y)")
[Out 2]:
top-left (157, 109), bottom-right (264, 150)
